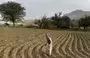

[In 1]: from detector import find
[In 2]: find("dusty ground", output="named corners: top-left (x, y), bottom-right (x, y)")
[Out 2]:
top-left (0, 28), bottom-right (90, 58)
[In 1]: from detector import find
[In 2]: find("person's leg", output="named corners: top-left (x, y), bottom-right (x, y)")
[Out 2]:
top-left (45, 44), bottom-right (49, 55)
top-left (49, 44), bottom-right (52, 56)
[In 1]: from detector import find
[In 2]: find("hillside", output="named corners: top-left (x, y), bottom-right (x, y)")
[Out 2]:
top-left (65, 10), bottom-right (90, 20)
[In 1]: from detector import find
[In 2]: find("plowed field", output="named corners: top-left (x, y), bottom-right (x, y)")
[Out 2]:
top-left (0, 28), bottom-right (90, 58)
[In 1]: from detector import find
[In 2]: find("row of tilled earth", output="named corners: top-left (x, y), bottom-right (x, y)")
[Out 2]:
top-left (0, 28), bottom-right (90, 58)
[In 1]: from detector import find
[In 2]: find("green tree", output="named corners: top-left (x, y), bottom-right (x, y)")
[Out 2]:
top-left (0, 1), bottom-right (25, 27)
top-left (70, 19), bottom-right (79, 28)
top-left (41, 16), bottom-right (50, 29)
top-left (34, 19), bottom-right (42, 28)
top-left (34, 16), bottom-right (50, 29)
top-left (51, 12), bottom-right (62, 28)
top-left (61, 16), bottom-right (70, 28)
top-left (79, 16), bottom-right (90, 30)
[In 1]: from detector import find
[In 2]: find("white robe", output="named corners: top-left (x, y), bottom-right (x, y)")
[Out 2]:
top-left (46, 34), bottom-right (52, 56)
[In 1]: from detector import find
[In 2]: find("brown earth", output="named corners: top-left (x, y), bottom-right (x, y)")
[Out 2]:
top-left (0, 28), bottom-right (90, 58)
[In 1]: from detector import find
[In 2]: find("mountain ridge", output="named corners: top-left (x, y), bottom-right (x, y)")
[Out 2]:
top-left (65, 9), bottom-right (90, 20)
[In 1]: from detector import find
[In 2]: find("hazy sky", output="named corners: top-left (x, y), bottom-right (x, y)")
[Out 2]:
top-left (0, 0), bottom-right (90, 19)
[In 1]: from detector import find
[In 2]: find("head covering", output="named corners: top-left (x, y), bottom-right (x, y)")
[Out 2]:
top-left (46, 33), bottom-right (51, 44)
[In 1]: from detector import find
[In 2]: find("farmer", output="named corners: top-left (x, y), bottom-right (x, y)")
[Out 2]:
top-left (45, 33), bottom-right (52, 56)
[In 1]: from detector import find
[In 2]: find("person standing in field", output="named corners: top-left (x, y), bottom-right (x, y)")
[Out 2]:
top-left (45, 33), bottom-right (52, 56)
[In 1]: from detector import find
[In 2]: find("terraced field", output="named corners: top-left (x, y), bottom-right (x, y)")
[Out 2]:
top-left (0, 28), bottom-right (90, 58)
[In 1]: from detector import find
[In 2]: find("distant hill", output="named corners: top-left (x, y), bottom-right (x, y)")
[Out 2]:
top-left (65, 10), bottom-right (90, 20)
